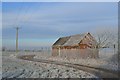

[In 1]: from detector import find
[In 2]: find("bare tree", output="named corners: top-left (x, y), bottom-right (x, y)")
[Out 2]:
top-left (94, 28), bottom-right (117, 49)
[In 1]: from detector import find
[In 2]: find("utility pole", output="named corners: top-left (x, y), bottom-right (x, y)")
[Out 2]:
top-left (15, 27), bottom-right (20, 53)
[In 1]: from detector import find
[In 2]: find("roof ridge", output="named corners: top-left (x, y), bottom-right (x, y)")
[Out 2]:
top-left (68, 32), bottom-right (90, 37)
top-left (53, 32), bottom-right (91, 46)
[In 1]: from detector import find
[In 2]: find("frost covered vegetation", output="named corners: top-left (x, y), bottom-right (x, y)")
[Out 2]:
top-left (35, 48), bottom-right (118, 71)
top-left (2, 46), bottom-right (118, 78)
top-left (2, 52), bottom-right (97, 78)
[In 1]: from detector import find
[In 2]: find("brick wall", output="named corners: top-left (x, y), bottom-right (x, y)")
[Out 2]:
top-left (52, 48), bottom-right (99, 59)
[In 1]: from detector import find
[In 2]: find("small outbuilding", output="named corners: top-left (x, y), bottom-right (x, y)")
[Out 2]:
top-left (52, 33), bottom-right (99, 59)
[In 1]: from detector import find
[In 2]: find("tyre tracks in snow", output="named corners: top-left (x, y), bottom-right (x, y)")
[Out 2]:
top-left (17, 54), bottom-right (119, 78)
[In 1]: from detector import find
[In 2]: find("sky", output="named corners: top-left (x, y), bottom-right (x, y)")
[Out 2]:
top-left (2, 2), bottom-right (118, 50)
top-left (1, 0), bottom-right (119, 2)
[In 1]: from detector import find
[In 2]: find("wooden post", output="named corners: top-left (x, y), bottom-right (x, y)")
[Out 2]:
top-left (58, 46), bottom-right (60, 57)
top-left (114, 44), bottom-right (115, 54)
top-left (15, 27), bottom-right (20, 53)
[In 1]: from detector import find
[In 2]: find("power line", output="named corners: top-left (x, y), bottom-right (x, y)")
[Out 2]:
top-left (13, 3), bottom-right (30, 52)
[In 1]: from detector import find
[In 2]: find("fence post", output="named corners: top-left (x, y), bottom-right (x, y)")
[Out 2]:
top-left (114, 44), bottom-right (115, 54)
top-left (58, 46), bottom-right (60, 57)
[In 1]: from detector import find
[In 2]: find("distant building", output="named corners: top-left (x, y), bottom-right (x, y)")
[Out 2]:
top-left (52, 33), bottom-right (99, 59)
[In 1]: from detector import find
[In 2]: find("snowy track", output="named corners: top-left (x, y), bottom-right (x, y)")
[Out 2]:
top-left (3, 53), bottom-right (98, 78)
top-left (18, 55), bottom-right (118, 78)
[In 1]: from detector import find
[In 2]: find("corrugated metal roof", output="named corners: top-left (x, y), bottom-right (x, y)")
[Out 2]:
top-left (53, 33), bottom-right (86, 46)
top-left (63, 34), bottom-right (85, 46)
top-left (53, 36), bottom-right (70, 46)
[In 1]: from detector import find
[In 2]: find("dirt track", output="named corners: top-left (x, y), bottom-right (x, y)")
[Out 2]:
top-left (17, 54), bottom-right (119, 78)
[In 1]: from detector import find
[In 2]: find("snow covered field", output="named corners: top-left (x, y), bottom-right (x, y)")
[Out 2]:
top-left (34, 48), bottom-right (118, 71)
top-left (2, 48), bottom-right (118, 78)
top-left (2, 52), bottom-right (97, 78)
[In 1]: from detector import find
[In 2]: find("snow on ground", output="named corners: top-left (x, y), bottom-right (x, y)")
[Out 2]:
top-left (48, 57), bottom-right (118, 71)
top-left (2, 52), bottom-right (97, 78)
top-left (34, 48), bottom-right (118, 71)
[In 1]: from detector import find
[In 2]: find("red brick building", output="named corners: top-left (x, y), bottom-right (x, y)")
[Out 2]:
top-left (52, 33), bottom-right (99, 59)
